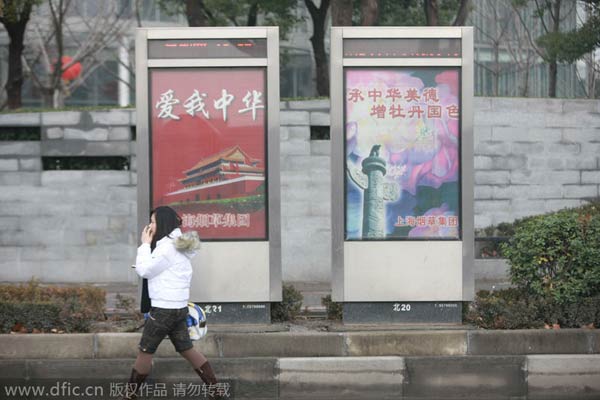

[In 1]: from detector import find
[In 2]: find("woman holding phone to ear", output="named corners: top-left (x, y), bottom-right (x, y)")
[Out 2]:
top-left (123, 206), bottom-right (223, 399)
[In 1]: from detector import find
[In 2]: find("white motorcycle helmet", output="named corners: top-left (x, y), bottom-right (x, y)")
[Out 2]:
top-left (186, 302), bottom-right (207, 341)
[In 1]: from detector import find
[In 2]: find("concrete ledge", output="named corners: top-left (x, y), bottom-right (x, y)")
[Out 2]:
top-left (0, 142), bottom-right (42, 156)
top-left (0, 360), bottom-right (27, 378)
top-left (0, 112), bottom-right (41, 126)
top-left (95, 333), bottom-right (219, 359)
top-left (285, 99), bottom-right (329, 110)
top-left (280, 111), bottom-right (309, 125)
top-left (404, 356), bottom-right (526, 399)
top-left (278, 357), bottom-right (404, 400)
top-left (345, 331), bottom-right (467, 356)
top-left (1, 330), bottom-right (600, 360)
top-left (1, 355), bottom-right (600, 399)
top-left (154, 357), bottom-right (278, 400)
top-left (468, 329), bottom-right (594, 355)
top-left (40, 171), bottom-right (131, 186)
top-left (0, 334), bottom-right (94, 359)
top-left (41, 111), bottom-right (81, 125)
top-left (220, 332), bottom-right (345, 357)
top-left (27, 358), bottom-right (129, 380)
top-left (527, 355), bottom-right (600, 400)
top-left (0, 358), bottom-right (278, 400)
top-left (591, 330), bottom-right (600, 352)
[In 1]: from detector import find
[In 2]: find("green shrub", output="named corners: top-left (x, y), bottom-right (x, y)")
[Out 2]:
top-left (465, 289), bottom-right (545, 329)
top-left (0, 280), bottom-right (106, 333)
top-left (271, 284), bottom-right (303, 322)
top-left (0, 302), bottom-right (62, 333)
top-left (501, 202), bottom-right (600, 304)
top-left (321, 295), bottom-right (343, 320)
top-left (465, 289), bottom-right (600, 329)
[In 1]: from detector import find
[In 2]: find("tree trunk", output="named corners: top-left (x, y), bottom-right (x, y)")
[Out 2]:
top-left (305, 0), bottom-right (331, 96)
top-left (53, 87), bottom-right (65, 108)
top-left (424, 0), bottom-right (438, 26)
top-left (453, 0), bottom-right (470, 26)
top-left (246, 1), bottom-right (259, 26)
top-left (1, 1), bottom-right (34, 110)
top-left (332, 0), bottom-right (352, 26)
top-left (185, 0), bottom-right (207, 26)
top-left (42, 87), bottom-right (54, 108)
top-left (360, 0), bottom-right (378, 26)
top-left (548, 0), bottom-right (561, 98)
top-left (5, 26), bottom-right (26, 109)
top-left (586, 52), bottom-right (596, 99)
top-left (493, 43), bottom-right (499, 96)
top-left (520, 65), bottom-right (529, 97)
top-left (548, 61), bottom-right (557, 98)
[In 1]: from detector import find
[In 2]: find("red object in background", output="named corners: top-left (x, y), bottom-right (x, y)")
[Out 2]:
top-left (60, 56), bottom-right (82, 81)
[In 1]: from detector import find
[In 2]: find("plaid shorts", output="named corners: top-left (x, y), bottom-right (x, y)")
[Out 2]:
top-left (139, 306), bottom-right (193, 354)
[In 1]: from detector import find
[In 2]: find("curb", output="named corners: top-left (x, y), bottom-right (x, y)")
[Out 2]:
top-left (1, 355), bottom-right (599, 399)
top-left (1, 329), bottom-right (599, 359)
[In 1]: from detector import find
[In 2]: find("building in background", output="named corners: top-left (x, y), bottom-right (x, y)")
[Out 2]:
top-left (469, 0), bottom-right (586, 98)
top-left (0, 0), bottom-right (595, 107)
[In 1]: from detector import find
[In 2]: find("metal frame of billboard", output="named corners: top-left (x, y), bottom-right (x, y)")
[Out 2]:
top-left (331, 27), bottom-right (474, 302)
top-left (136, 27), bottom-right (281, 302)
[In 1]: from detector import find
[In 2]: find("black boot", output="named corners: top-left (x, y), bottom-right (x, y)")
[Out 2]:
top-left (195, 361), bottom-right (225, 398)
top-left (195, 361), bottom-right (217, 385)
top-left (123, 368), bottom-right (148, 400)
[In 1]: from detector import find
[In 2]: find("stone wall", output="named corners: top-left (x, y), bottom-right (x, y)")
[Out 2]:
top-left (473, 98), bottom-right (599, 228)
top-left (279, 100), bottom-right (330, 282)
top-left (0, 97), bottom-right (598, 284)
top-left (0, 111), bottom-right (138, 283)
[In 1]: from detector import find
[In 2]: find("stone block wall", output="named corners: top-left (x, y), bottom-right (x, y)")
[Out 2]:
top-left (0, 97), bottom-right (598, 284)
top-left (280, 100), bottom-right (331, 282)
top-left (0, 111), bottom-right (138, 283)
top-left (473, 98), bottom-right (600, 228)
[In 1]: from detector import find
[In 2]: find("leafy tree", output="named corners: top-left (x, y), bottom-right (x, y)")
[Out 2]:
top-left (158, 0), bottom-right (299, 39)
top-left (512, 0), bottom-right (578, 97)
top-left (424, 0), bottom-right (470, 26)
top-left (536, 0), bottom-right (600, 63)
top-left (0, 0), bottom-right (40, 109)
top-left (372, 0), bottom-right (470, 27)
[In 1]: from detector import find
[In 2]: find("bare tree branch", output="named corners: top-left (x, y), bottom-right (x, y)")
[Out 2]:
top-left (24, 0), bottom-right (131, 107)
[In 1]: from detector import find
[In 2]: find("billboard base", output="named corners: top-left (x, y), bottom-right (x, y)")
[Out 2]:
top-left (194, 302), bottom-right (271, 324)
top-left (343, 302), bottom-right (462, 324)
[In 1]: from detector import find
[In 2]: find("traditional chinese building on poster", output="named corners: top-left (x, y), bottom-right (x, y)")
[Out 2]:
top-left (163, 145), bottom-right (265, 204)
top-left (137, 28), bottom-right (280, 309)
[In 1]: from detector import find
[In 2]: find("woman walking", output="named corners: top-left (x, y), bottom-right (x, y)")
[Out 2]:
top-left (124, 206), bottom-right (222, 399)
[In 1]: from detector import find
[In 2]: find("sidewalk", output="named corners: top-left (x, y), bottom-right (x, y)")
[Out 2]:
top-left (1, 330), bottom-right (599, 399)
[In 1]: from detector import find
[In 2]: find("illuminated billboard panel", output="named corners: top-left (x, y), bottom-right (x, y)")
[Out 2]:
top-left (150, 68), bottom-right (267, 240)
top-left (345, 67), bottom-right (461, 240)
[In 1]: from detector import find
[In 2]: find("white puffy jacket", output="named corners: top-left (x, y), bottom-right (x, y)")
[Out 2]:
top-left (135, 228), bottom-right (200, 309)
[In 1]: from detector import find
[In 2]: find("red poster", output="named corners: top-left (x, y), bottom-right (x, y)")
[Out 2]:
top-left (150, 68), bottom-right (267, 240)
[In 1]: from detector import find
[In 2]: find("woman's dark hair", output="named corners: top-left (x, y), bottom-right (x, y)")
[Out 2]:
top-left (150, 206), bottom-right (182, 250)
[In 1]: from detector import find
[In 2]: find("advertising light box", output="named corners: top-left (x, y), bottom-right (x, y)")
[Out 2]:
top-left (330, 27), bottom-right (474, 315)
top-left (150, 68), bottom-right (267, 240)
top-left (345, 67), bottom-right (461, 240)
top-left (137, 27), bottom-right (281, 311)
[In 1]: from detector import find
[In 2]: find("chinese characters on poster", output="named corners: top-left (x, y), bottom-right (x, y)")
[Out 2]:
top-left (150, 68), bottom-right (267, 240)
top-left (345, 68), bottom-right (461, 240)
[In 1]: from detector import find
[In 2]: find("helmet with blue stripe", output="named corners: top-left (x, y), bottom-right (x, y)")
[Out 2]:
top-left (186, 302), bottom-right (207, 340)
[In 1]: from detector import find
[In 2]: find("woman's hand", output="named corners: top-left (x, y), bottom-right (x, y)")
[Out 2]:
top-left (141, 224), bottom-right (155, 244)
